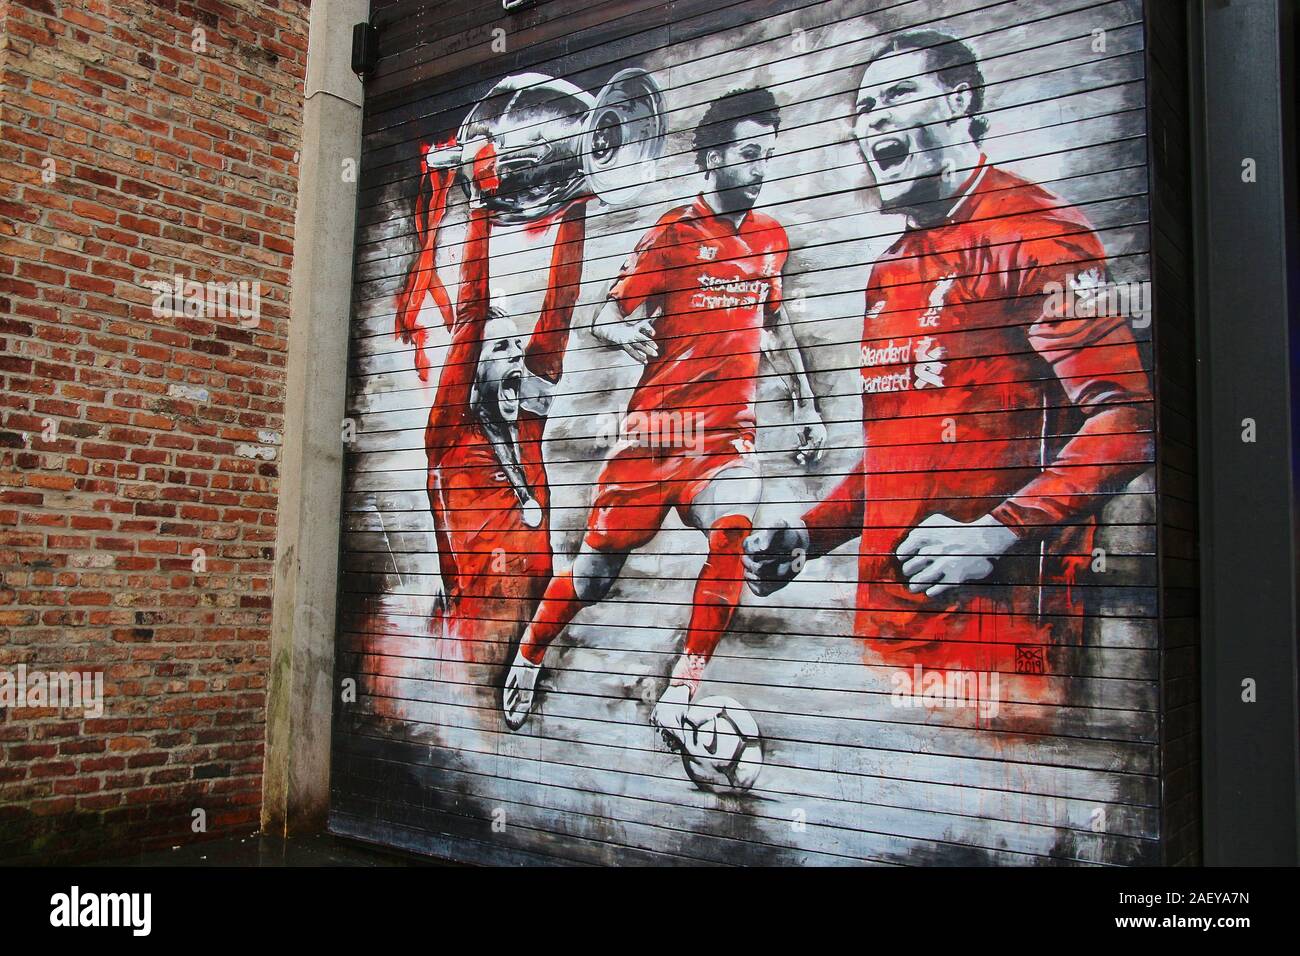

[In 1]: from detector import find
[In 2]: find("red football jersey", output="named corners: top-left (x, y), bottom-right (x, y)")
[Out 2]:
top-left (432, 416), bottom-right (551, 616)
top-left (608, 194), bottom-right (787, 437)
top-left (804, 160), bottom-right (1154, 673)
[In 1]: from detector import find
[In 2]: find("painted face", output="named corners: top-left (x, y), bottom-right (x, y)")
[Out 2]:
top-left (708, 118), bottom-right (778, 214)
top-left (855, 48), bottom-right (972, 214)
top-left (475, 314), bottom-right (525, 424)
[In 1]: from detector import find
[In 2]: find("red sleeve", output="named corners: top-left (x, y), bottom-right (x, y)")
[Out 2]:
top-left (422, 165), bottom-right (456, 332)
top-left (801, 456), bottom-right (865, 558)
top-left (426, 206), bottom-right (490, 469)
top-left (524, 201), bottom-right (588, 384)
top-left (453, 204), bottom-right (489, 331)
top-left (607, 220), bottom-right (673, 317)
top-left (989, 233), bottom-right (1154, 535)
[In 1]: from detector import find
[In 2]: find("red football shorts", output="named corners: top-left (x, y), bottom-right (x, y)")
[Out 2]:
top-left (584, 428), bottom-right (758, 552)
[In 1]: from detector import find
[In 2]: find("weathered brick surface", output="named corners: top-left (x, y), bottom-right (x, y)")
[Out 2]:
top-left (0, 0), bottom-right (309, 862)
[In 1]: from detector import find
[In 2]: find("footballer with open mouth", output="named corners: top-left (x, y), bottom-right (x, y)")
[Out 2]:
top-left (866, 130), bottom-right (916, 192)
top-left (470, 311), bottom-right (545, 525)
top-left (477, 313), bottom-right (527, 424)
top-left (853, 47), bottom-right (983, 222)
top-left (495, 365), bottom-right (523, 420)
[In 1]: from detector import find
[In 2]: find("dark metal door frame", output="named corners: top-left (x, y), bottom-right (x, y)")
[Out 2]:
top-left (1191, 0), bottom-right (1300, 866)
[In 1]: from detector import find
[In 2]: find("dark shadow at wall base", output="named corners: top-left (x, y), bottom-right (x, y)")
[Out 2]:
top-left (92, 831), bottom-right (455, 867)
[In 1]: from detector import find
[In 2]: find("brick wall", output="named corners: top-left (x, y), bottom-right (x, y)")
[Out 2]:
top-left (0, 0), bottom-right (309, 862)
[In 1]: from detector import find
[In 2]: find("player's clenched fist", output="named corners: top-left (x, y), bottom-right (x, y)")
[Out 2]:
top-left (742, 519), bottom-right (812, 596)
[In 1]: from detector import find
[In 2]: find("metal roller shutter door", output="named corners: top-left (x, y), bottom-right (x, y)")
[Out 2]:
top-left (329, 0), bottom-right (1188, 866)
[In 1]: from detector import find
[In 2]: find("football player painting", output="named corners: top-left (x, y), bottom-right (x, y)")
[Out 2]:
top-left (396, 139), bottom-right (589, 660)
top-left (743, 30), bottom-right (1153, 682)
top-left (502, 87), bottom-right (826, 746)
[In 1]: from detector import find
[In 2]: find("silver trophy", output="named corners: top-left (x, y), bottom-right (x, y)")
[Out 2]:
top-left (436, 69), bottom-right (666, 223)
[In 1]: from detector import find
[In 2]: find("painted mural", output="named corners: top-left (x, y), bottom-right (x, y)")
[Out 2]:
top-left (334, 0), bottom-right (1159, 865)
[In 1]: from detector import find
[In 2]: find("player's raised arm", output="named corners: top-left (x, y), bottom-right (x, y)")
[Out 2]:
top-left (427, 149), bottom-right (496, 466)
top-left (521, 201), bottom-right (589, 414)
top-left (394, 141), bottom-right (460, 380)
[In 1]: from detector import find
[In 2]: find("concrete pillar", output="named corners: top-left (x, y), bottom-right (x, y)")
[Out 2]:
top-left (262, 0), bottom-right (368, 836)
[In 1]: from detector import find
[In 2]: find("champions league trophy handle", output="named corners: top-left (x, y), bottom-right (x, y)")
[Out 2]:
top-left (519, 496), bottom-right (543, 529)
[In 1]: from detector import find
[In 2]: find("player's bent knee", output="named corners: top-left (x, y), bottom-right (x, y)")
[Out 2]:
top-left (708, 514), bottom-right (753, 552)
top-left (688, 473), bottom-right (761, 530)
top-left (572, 550), bottom-right (624, 602)
top-left (572, 573), bottom-right (610, 603)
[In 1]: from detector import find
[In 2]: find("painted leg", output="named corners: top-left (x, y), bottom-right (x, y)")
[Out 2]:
top-left (504, 546), bottom-right (627, 730)
top-left (651, 513), bottom-right (753, 750)
top-left (654, 467), bottom-right (761, 749)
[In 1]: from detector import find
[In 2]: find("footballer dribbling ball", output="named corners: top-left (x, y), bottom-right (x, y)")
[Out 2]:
top-left (679, 696), bottom-right (764, 796)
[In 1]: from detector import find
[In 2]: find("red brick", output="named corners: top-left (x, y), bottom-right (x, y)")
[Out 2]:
top-left (1, 0), bottom-right (305, 865)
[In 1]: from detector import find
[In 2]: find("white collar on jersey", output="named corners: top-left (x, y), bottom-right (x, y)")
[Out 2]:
top-left (905, 154), bottom-right (990, 230)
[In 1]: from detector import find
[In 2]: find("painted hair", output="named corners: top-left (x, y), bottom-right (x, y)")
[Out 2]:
top-left (863, 29), bottom-right (988, 144)
top-left (693, 86), bottom-right (781, 171)
top-left (485, 305), bottom-right (513, 326)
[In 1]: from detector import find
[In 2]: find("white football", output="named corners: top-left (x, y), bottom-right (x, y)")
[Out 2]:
top-left (679, 695), bottom-right (764, 796)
